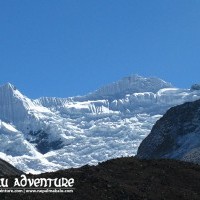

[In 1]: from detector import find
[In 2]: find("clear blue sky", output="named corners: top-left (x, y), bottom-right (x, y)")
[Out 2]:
top-left (0, 0), bottom-right (200, 98)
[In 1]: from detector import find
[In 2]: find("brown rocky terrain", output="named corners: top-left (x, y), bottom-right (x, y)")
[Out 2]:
top-left (1, 157), bottom-right (200, 200)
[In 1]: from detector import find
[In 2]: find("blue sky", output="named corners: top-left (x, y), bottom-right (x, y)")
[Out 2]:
top-left (0, 0), bottom-right (200, 98)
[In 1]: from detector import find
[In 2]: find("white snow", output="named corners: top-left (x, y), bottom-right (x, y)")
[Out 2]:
top-left (0, 76), bottom-right (199, 173)
top-left (1, 122), bottom-right (18, 133)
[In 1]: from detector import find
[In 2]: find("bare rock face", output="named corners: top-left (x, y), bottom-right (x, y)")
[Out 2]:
top-left (137, 99), bottom-right (200, 164)
top-left (0, 158), bottom-right (22, 176)
top-left (191, 84), bottom-right (200, 91)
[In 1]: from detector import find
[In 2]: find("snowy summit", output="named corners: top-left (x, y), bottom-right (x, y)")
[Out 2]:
top-left (0, 75), bottom-right (199, 173)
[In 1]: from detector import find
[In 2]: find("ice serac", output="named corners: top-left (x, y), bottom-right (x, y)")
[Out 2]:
top-left (0, 75), bottom-right (200, 173)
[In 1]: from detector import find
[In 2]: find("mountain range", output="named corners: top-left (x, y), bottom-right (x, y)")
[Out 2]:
top-left (0, 75), bottom-right (200, 173)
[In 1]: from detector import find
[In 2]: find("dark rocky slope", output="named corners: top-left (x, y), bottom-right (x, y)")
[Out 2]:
top-left (137, 99), bottom-right (200, 163)
top-left (2, 157), bottom-right (200, 200)
top-left (0, 158), bottom-right (22, 176)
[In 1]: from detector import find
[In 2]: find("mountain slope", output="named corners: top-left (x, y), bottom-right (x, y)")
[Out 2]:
top-left (0, 83), bottom-right (52, 124)
top-left (0, 75), bottom-right (200, 173)
top-left (137, 99), bottom-right (200, 164)
top-left (3, 157), bottom-right (200, 200)
top-left (0, 158), bottom-right (22, 176)
top-left (83, 74), bottom-right (173, 100)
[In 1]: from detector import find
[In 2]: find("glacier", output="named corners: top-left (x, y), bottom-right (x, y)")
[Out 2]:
top-left (0, 75), bottom-right (200, 174)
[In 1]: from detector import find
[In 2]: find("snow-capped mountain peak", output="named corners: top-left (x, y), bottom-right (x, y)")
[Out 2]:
top-left (0, 82), bottom-right (19, 97)
top-left (86, 74), bottom-right (173, 100)
top-left (0, 82), bottom-right (26, 99)
top-left (1, 82), bottom-right (16, 89)
top-left (0, 75), bottom-right (200, 174)
top-left (0, 82), bottom-right (52, 125)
